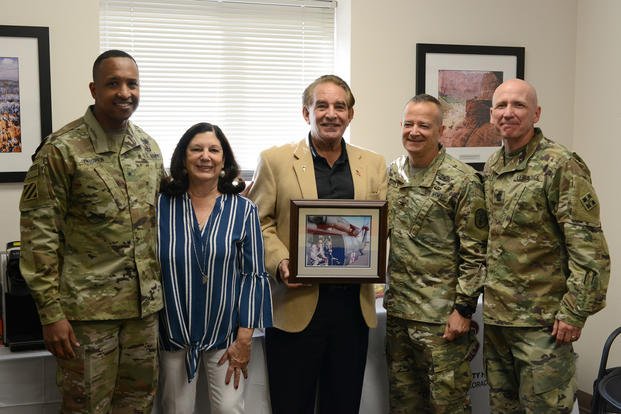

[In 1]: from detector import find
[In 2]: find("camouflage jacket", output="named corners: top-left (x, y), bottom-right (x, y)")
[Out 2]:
top-left (19, 107), bottom-right (164, 324)
top-left (484, 128), bottom-right (610, 328)
top-left (385, 148), bottom-right (488, 323)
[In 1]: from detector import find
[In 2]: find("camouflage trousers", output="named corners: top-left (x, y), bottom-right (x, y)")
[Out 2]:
top-left (56, 313), bottom-right (159, 414)
top-left (484, 324), bottom-right (577, 414)
top-left (386, 315), bottom-right (478, 414)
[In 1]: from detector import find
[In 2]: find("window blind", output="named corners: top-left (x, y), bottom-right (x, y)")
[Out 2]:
top-left (99, 0), bottom-right (337, 173)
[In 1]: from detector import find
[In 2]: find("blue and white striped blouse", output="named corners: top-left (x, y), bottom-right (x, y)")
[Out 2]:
top-left (157, 192), bottom-right (273, 382)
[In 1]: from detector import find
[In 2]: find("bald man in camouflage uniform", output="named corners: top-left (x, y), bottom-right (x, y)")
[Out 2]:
top-left (385, 94), bottom-right (488, 413)
top-left (483, 79), bottom-right (610, 413)
top-left (19, 50), bottom-right (163, 413)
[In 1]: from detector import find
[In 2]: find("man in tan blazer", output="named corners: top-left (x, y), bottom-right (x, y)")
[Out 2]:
top-left (248, 75), bottom-right (387, 414)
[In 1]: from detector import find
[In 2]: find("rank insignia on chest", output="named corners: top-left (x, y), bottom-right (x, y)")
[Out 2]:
top-left (493, 190), bottom-right (505, 204)
top-left (580, 192), bottom-right (597, 211)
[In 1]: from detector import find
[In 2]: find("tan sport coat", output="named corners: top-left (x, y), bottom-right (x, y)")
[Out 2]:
top-left (248, 138), bottom-right (387, 332)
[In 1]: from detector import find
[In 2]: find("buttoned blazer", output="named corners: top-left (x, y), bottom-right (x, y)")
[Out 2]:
top-left (248, 138), bottom-right (388, 332)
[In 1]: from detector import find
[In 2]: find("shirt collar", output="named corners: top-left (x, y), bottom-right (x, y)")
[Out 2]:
top-left (308, 133), bottom-right (349, 164)
top-left (84, 105), bottom-right (139, 154)
top-left (395, 145), bottom-right (445, 188)
top-left (489, 128), bottom-right (544, 174)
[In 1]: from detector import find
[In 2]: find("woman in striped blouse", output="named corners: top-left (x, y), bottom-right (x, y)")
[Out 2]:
top-left (157, 122), bottom-right (273, 414)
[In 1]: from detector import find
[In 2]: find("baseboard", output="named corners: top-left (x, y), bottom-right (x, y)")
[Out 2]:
top-left (577, 389), bottom-right (592, 414)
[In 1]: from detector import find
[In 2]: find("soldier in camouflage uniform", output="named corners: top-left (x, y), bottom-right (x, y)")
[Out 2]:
top-left (19, 50), bottom-right (163, 413)
top-left (483, 79), bottom-right (610, 413)
top-left (385, 94), bottom-right (488, 413)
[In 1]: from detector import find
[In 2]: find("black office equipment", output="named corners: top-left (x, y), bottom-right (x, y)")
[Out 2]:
top-left (1, 241), bottom-right (45, 351)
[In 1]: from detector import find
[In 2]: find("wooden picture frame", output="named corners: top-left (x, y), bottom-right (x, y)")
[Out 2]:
top-left (289, 199), bottom-right (387, 284)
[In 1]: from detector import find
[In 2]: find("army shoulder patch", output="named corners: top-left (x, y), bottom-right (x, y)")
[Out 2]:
top-left (475, 208), bottom-right (488, 229)
top-left (22, 182), bottom-right (38, 201)
top-left (580, 192), bottom-right (597, 211)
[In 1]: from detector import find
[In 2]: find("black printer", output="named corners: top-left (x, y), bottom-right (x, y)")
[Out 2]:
top-left (1, 241), bottom-right (45, 351)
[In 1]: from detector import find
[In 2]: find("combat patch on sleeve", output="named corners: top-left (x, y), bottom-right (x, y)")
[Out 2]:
top-left (22, 182), bottom-right (38, 201)
top-left (580, 192), bottom-right (597, 211)
top-left (20, 162), bottom-right (54, 211)
top-left (475, 208), bottom-right (488, 229)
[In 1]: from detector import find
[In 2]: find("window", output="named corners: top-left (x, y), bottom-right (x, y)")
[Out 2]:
top-left (99, 0), bottom-right (338, 175)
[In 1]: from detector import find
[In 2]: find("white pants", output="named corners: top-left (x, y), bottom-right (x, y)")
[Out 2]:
top-left (159, 348), bottom-right (245, 414)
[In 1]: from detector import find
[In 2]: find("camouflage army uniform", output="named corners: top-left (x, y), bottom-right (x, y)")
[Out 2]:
top-left (483, 128), bottom-right (610, 413)
top-left (19, 106), bottom-right (163, 413)
top-left (385, 148), bottom-right (488, 413)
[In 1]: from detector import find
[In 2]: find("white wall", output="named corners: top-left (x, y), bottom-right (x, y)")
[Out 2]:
top-left (0, 0), bottom-right (98, 242)
top-left (0, 0), bottom-right (617, 395)
top-left (573, 0), bottom-right (621, 392)
top-left (349, 0), bottom-right (578, 162)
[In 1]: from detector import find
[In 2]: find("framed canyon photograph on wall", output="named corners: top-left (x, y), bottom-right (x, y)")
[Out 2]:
top-left (416, 43), bottom-right (524, 170)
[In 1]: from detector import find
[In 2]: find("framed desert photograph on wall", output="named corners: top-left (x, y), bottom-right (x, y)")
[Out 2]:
top-left (416, 43), bottom-right (525, 170)
top-left (0, 25), bottom-right (52, 182)
top-left (289, 199), bottom-right (387, 284)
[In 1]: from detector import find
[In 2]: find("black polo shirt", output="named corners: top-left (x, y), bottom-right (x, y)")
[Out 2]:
top-left (308, 136), bottom-right (357, 291)
top-left (308, 135), bottom-right (354, 199)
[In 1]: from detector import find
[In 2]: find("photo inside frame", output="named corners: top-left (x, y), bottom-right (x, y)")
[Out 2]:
top-left (438, 69), bottom-right (503, 149)
top-left (0, 56), bottom-right (22, 153)
top-left (303, 214), bottom-right (372, 269)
